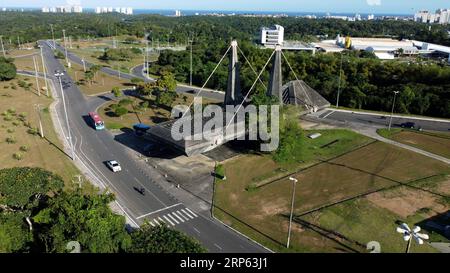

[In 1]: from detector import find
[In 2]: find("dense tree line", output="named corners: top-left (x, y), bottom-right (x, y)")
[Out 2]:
top-left (0, 11), bottom-right (449, 48)
top-left (0, 167), bottom-right (206, 253)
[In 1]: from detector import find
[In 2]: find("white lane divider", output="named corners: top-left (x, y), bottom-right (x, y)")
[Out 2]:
top-left (163, 215), bottom-right (175, 226)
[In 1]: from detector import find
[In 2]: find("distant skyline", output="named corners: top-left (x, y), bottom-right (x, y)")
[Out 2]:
top-left (2, 0), bottom-right (450, 14)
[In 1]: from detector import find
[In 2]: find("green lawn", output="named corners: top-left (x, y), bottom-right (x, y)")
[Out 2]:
top-left (213, 130), bottom-right (450, 253)
top-left (378, 128), bottom-right (450, 159)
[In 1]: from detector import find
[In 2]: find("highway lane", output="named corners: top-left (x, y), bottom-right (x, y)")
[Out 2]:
top-left (315, 109), bottom-right (450, 132)
top-left (40, 41), bottom-right (268, 253)
top-left (50, 41), bottom-right (224, 102)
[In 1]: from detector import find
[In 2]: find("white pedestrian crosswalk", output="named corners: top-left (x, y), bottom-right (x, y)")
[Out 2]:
top-left (146, 208), bottom-right (198, 227)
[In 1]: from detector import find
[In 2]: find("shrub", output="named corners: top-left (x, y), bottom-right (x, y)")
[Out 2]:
top-left (7, 108), bottom-right (16, 115)
top-left (114, 107), bottom-right (128, 117)
top-left (13, 153), bottom-right (23, 160)
top-left (6, 136), bottom-right (16, 144)
top-left (12, 121), bottom-right (20, 126)
top-left (27, 128), bottom-right (39, 135)
top-left (20, 146), bottom-right (29, 152)
top-left (7, 128), bottom-right (15, 133)
top-left (3, 115), bottom-right (13, 121)
top-left (118, 98), bottom-right (133, 106)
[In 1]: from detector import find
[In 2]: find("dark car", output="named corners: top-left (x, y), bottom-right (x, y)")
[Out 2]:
top-left (400, 122), bottom-right (415, 129)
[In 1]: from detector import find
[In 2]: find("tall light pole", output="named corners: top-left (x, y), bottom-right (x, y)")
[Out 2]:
top-left (38, 45), bottom-right (49, 97)
top-left (189, 36), bottom-right (193, 86)
top-left (62, 29), bottom-right (68, 65)
top-left (287, 177), bottom-right (298, 249)
top-left (81, 59), bottom-right (86, 72)
top-left (0, 36), bottom-right (5, 58)
top-left (336, 51), bottom-right (343, 108)
top-left (388, 91), bottom-right (400, 131)
top-left (56, 73), bottom-right (75, 160)
top-left (34, 104), bottom-right (44, 138)
top-left (396, 223), bottom-right (429, 253)
top-left (32, 56), bottom-right (40, 96)
top-left (50, 24), bottom-right (56, 48)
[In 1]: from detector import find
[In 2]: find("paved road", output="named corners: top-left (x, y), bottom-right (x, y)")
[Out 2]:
top-left (313, 108), bottom-right (450, 132)
top-left (40, 40), bottom-right (268, 253)
top-left (50, 42), bottom-right (224, 102)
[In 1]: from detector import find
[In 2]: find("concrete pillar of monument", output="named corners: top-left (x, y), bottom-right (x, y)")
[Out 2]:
top-left (267, 45), bottom-right (283, 104)
top-left (224, 40), bottom-right (243, 105)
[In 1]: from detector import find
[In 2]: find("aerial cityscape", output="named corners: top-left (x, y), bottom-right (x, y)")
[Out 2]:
top-left (0, 0), bottom-right (449, 268)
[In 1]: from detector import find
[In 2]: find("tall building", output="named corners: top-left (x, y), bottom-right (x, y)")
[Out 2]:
top-left (95, 7), bottom-right (133, 15)
top-left (260, 25), bottom-right (284, 46)
top-left (175, 10), bottom-right (182, 17)
top-left (415, 9), bottom-right (450, 24)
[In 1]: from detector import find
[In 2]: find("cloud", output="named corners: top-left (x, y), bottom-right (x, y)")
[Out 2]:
top-left (366, 0), bottom-right (381, 6)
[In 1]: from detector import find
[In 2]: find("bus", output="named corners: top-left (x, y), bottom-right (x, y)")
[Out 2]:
top-left (88, 112), bottom-right (105, 130)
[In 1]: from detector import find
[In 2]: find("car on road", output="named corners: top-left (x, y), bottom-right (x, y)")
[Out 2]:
top-left (400, 122), bottom-right (415, 129)
top-left (54, 70), bottom-right (64, 77)
top-left (106, 160), bottom-right (122, 172)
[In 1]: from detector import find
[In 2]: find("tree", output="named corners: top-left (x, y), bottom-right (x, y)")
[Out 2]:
top-left (33, 192), bottom-right (132, 253)
top-left (114, 107), bottom-right (128, 117)
top-left (0, 57), bottom-right (16, 81)
top-left (0, 167), bottom-right (64, 210)
top-left (84, 70), bottom-right (94, 85)
top-left (54, 51), bottom-right (65, 59)
top-left (0, 212), bottom-right (33, 253)
top-left (127, 222), bottom-right (206, 253)
top-left (112, 86), bottom-right (122, 98)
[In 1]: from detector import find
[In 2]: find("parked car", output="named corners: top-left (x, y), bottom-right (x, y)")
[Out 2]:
top-left (106, 160), bottom-right (122, 172)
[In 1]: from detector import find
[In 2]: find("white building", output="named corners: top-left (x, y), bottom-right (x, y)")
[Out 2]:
top-left (175, 10), bottom-right (182, 17)
top-left (367, 14), bottom-right (375, 20)
top-left (42, 7), bottom-right (50, 13)
top-left (261, 25), bottom-right (284, 46)
top-left (95, 7), bottom-right (133, 15)
top-left (415, 9), bottom-right (450, 24)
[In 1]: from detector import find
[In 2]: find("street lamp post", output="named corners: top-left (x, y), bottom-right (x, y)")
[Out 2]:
top-left (396, 223), bottom-right (429, 253)
top-left (56, 73), bottom-right (75, 160)
top-left (388, 91), bottom-right (400, 131)
top-left (287, 177), bottom-right (298, 249)
top-left (50, 24), bottom-right (56, 48)
top-left (38, 45), bottom-right (49, 97)
top-left (0, 36), bottom-right (6, 58)
top-left (34, 104), bottom-right (44, 138)
top-left (336, 51), bottom-right (343, 108)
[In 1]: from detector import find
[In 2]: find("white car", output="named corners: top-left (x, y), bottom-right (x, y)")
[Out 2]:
top-left (106, 160), bottom-right (122, 172)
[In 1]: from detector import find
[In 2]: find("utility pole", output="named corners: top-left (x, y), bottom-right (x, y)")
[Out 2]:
top-left (38, 45), bottom-right (49, 97)
top-left (56, 73), bottom-right (75, 160)
top-left (32, 56), bottom-right (40, 96)
top-left (336, 51), bottom-right (343, 108)
top-left (81, 59), bottom-right (86, 72)
top-left (34, 104), bottom-right (44, 138)
top-left (62, 29), bottom-right (68, 65)
top-left (388, 91), bottom-right (400, 131)
top-left (287, 177), bottom-right (298, 249)
top-left (50, 24), bottom-right (56, 48)
top-left (0, 36), bottom-right (5, 58)
top-left (17, 36), bottom-right (21, 50)
top-left (146, 39), bottom-right (149, 78)
top-left (190, 36), bottom-right (193, 86)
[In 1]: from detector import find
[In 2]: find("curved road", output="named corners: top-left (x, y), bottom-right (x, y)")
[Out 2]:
top-left (40, 40), bottom-right (268, 253)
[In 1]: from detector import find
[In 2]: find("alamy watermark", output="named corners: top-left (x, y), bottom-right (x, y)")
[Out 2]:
top-left (170, 97), bottom-right (280, 152)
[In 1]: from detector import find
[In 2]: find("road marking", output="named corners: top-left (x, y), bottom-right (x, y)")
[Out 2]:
top-left (172, 212), bottom-right (185, 222)
top-left (181, 209), bottom-right (194, 219)
top-left (157, 217), bottom-right (165, 225)
top-left (185, 208), bottom-right (198, 218)
top-left (163, 215), bottom-right (175, 226)
top-left (177, 210), bottom-right (190, 220)
top-left (214, 243), bottom-right (223, 250)
top-left (136, 203), bottom-right (183, 219)
top-left (149, 221), bottom-right (155, 227)
top-left (322, 110), bottom-right (335, 119)
top-left (153, 219), bottom-right (160, 225)
top-left (167, 214), bottom-right (179, 224)
top-left (193, 227), bottom-right (201, 234)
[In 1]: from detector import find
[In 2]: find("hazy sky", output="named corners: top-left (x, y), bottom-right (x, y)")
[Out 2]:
top-left (2, 0), bottom-right (450, 14)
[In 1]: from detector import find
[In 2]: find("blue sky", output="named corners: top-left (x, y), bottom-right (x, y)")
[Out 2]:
top-left (2, 0), bottom-right (450, 14)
